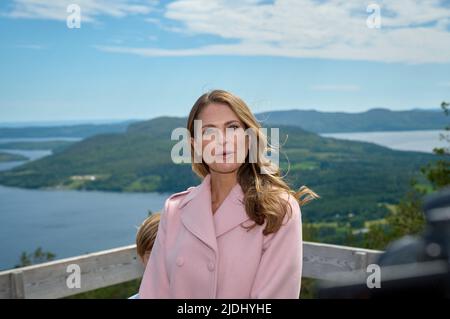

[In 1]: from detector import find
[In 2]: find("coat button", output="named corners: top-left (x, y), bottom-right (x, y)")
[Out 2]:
top-left (207, 261), bottom-right (215, 272)
top-left (176, 256), bottom-right (184, 266)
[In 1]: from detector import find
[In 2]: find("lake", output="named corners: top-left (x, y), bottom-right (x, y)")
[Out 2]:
top-left (0, 137), bottom-right (168, 270)
top-left (321, 130), bottom-right (446, 153)
top-left (0, 185), bottom-right (168, 270)
top-left (0, 137), bottom-right (81, 172)
top-left (0, 149), bottom-right (52, 172)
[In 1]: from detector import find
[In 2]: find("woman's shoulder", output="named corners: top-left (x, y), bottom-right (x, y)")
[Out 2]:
top-left (269, 187), bottom-right (301, 212)
top-left (163, 186), bottom-right (197, 212)
top-left (260, 189), bottom-right (302, 248)
top-left (275, 189), bottom-right (302, 221)
top-left (158, 187), bottom-right (197, 227)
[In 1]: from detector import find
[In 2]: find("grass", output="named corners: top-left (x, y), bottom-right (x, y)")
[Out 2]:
top-left (66, 279), bottom-right (141, 299)
top-left (66, 277), bottom-right (318, 299)
top-left (290, 161), bottom-right (319, 170)
top-left (364, 218), bottom-right (387, 228)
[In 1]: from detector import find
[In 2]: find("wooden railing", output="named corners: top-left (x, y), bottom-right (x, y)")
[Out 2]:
top-left (0, 242), bottom-right (383, 299)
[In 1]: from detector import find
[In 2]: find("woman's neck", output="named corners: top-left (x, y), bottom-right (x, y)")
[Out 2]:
top-left (209, 171), bottom-right (238, 214)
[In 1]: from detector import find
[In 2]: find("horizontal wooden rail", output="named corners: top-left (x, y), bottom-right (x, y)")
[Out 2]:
top-left (0, 242), bottom-right (383, 299)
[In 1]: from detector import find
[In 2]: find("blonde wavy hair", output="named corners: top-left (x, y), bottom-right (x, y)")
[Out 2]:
top-left (187, 89), bottom-right (320, 235)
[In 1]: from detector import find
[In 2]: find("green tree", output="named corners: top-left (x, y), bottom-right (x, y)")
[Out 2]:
top-left (302, 223), bottom-right (319, 242)
top-left (364, 102), bottom-right (449, 250)
top-left (420, 101), bottom-right (450, 189)
top-left (15, 247), bottom-right (56, 268)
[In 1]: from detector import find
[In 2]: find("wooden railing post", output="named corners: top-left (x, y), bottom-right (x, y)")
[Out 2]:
top-left (10, 270), bottom-right (25, 299)
top-left (354, 251), bottom-right (370, 271)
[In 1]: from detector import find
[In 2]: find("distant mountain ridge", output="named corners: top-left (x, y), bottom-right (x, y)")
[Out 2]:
top-left (256, 108), bottom-right (446, 133)
top-left (0, 120), bottom-right (136, 138)
top-left (0, 108), bottom-right (444, 137)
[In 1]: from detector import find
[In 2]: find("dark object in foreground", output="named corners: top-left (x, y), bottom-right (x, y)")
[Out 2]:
top-left (318, 187), bottom-right (450, 298)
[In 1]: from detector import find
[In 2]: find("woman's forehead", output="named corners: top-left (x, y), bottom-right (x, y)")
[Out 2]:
top-left (198, 103), bottom-right (241, 124)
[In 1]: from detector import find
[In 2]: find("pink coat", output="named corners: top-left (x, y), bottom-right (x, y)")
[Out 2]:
top-left (138, 174), bottom-right (303, 299)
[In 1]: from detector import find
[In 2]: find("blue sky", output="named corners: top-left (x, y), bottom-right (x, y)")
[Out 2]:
top-left (1, 0), bottom-right (450, 123)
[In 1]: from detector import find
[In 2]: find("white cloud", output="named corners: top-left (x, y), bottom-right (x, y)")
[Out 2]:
top-left (5, 0), bottom-right (155, 22)
top-left (6, 0), bottom-right (450, 63)
top-left (98, 0), bottom-right (450, 63)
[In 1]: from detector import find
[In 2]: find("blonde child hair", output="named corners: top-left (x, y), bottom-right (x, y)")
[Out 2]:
top-left (136, 213), bottom-right (161, 263)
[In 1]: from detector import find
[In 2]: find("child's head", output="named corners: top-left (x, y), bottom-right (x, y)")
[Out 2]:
top-left (136, 213), bottom-right (161, 265)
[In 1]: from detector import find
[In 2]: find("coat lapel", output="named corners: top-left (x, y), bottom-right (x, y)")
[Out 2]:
top-left (213, 182), bottom-right (251, 238)
top-left (179, 174), bottom-right (218, 253)
top-left (178, 174), bottom-right (251, 253)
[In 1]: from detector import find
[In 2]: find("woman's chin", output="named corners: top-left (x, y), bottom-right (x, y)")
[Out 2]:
top-left (209, 163), bottom-right (241, 174)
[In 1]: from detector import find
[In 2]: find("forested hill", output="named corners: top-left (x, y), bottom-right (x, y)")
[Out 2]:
top-left (0, 116), bottom-right (437, 223)
top-left (256, 108), bottom-right (444, 133)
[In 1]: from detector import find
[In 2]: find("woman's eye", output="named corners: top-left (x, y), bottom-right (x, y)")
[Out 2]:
top-left (228, 124), bottom-right (240, 130)
top-left (203, 127), bottom-right (216, 135)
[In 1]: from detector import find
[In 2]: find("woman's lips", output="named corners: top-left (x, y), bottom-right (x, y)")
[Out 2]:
top-left (214, 151), bottom-right (235, 158)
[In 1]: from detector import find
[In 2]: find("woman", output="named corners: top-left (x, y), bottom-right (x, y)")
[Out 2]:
top-left (139, 89), bottom-right (318, 299)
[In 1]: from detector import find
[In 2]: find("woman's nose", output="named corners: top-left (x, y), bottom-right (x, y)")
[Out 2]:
top-left (212, 129), bottom-right (231, 144)
top-left (223, 128), bottom-right (236, 143)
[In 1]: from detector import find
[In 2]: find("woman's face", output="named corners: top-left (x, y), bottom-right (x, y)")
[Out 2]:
top-left (192, 103), bottom-right (249, 174)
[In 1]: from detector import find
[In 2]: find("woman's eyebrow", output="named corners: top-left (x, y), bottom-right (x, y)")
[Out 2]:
top-left (224, 120), bottom-right (241, 126)
top-left (201, 120), bottom-right (241, 128)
